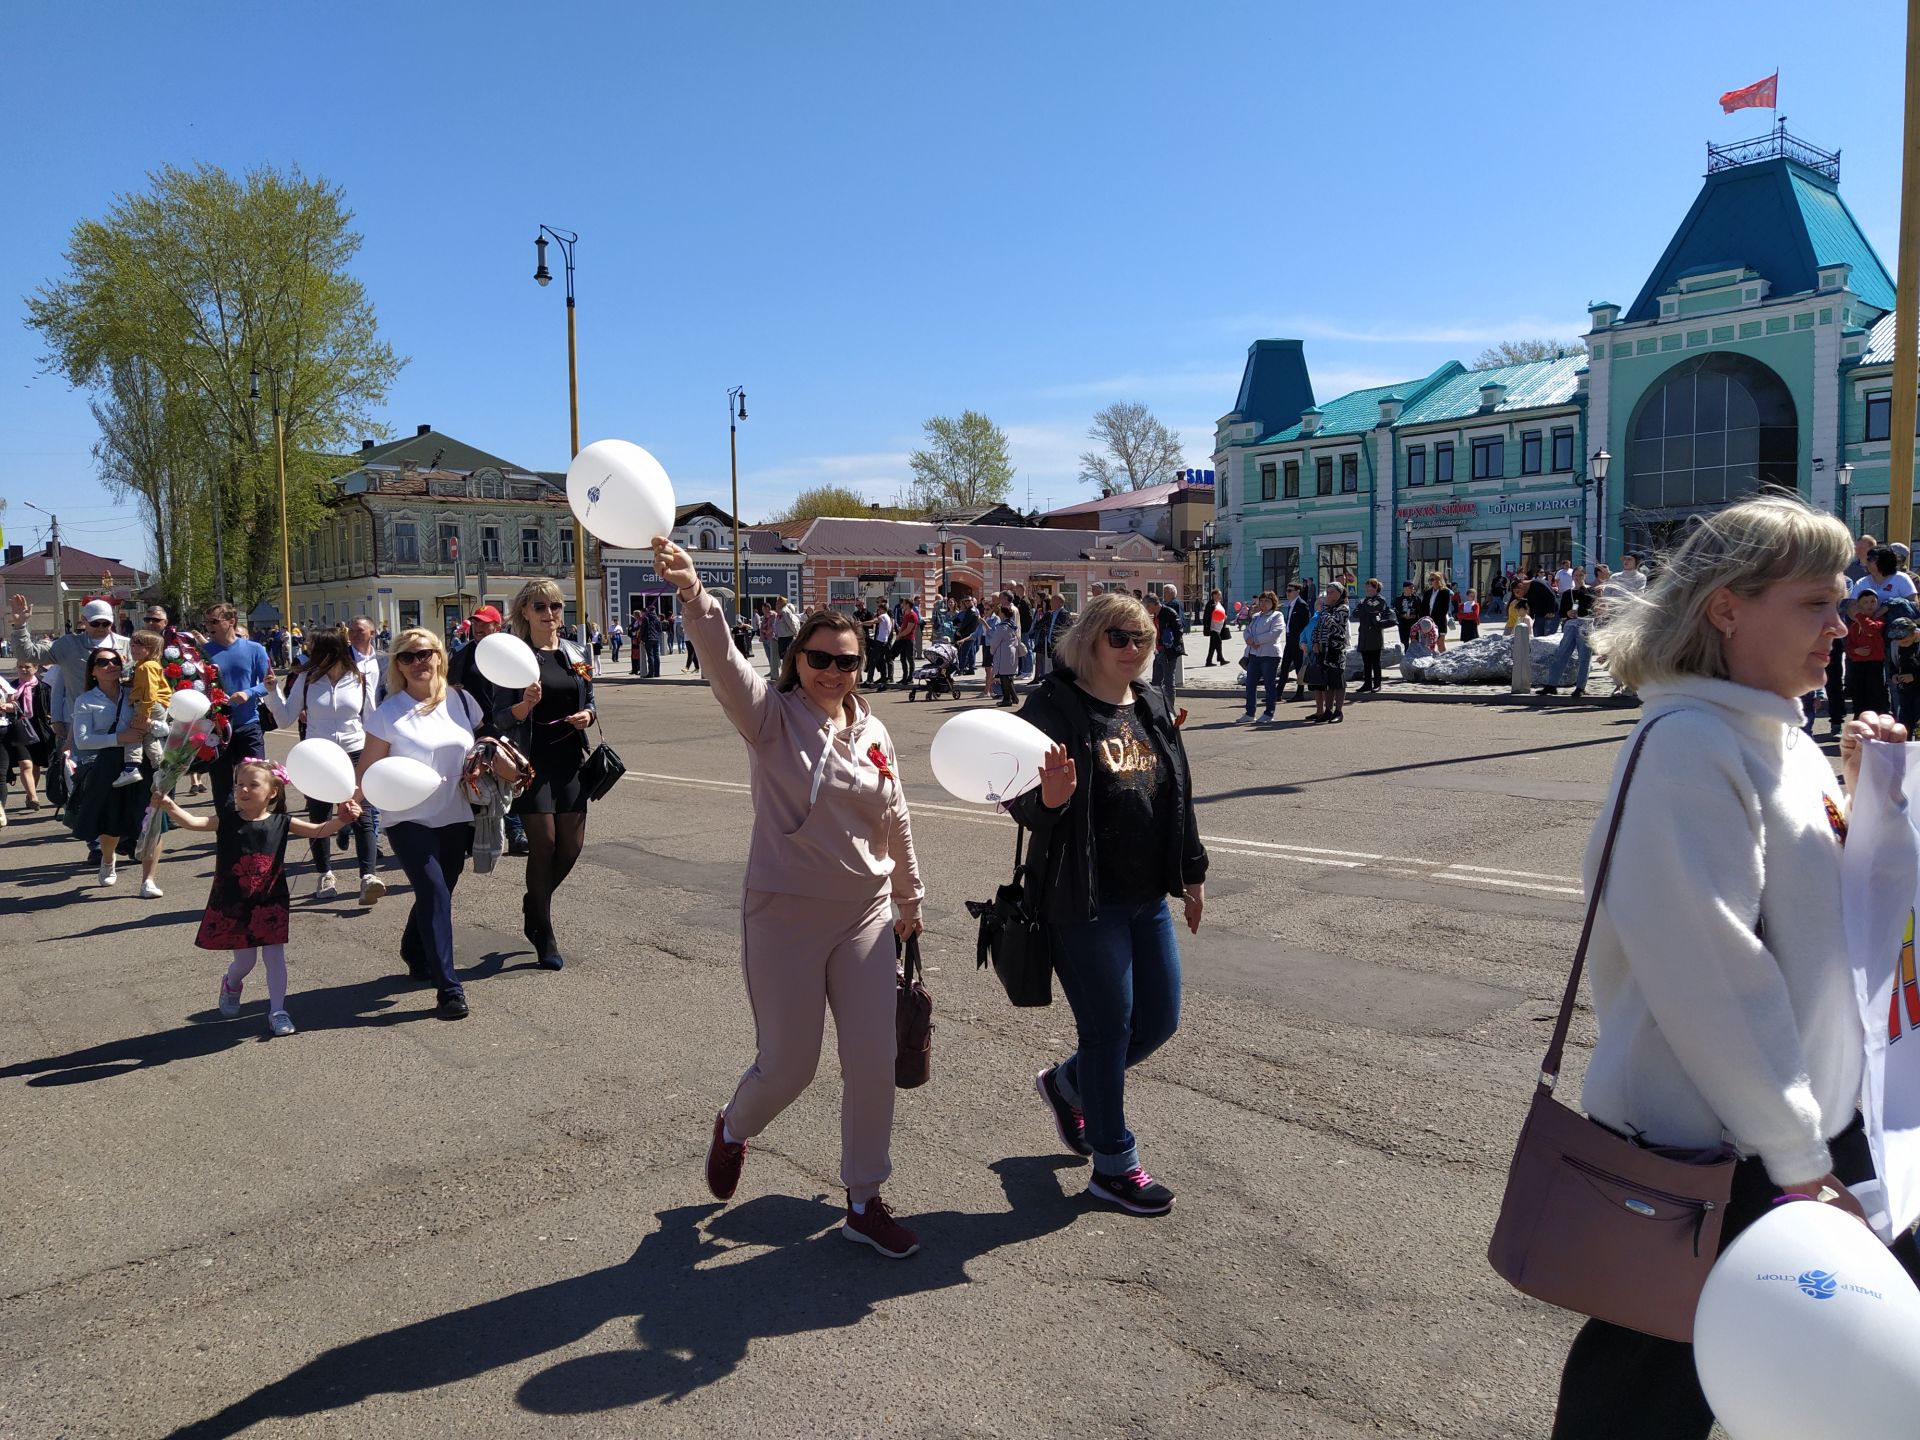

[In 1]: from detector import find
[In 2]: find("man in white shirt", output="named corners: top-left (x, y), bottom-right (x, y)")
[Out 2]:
top-left (869, 605), bottom-right (895, 690)
top-left (1554, 563), bottom-right (1575, 595)
top-left (1612, 552), bottom-right (1647, 597)
top-left (345, 613), bottom-right (392, 882)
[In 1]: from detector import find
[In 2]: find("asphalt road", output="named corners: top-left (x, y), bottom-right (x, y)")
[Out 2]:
top-left (0, 668), bottom-right (1777, 1438)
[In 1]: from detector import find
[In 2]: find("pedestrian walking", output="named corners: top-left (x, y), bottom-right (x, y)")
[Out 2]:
top-left (498, 580), bottom-right (596, 972)
top-left (771, 595), bottom-right (799, 668)
top-left (628, 609), bottom-right (646, 675)
top-left (2, 658), bottom-right (49, 811)
top-left (1151, 584), bottom-right (1184, 704)
top-left (1308, 582), bottom-right (1350, 723)
top-left (358, 629), bottom-right (480, 1021)
top-left (1352, 579), bottom-right (1393, 693)
top-left (1232, 590), bottom-right (1285, 723)
top-left (865, 604), bottom-right (895, 690)
top-left (985, 604), bottom-right (1021, 705)
top-left (200, 603), bottom-right (274, 815)
top-left (654, 537), bottom-right (927, 1260)
top-left (1542, 494), bottom-right (1920, 1439)
top-left (1009, 591), bottom-right (1208, 1217)
top-left (609, 623), bottom-right (624, 666)
top-left (641, 607), bottom-right (664, 678)
top-left (157, 762), bottom-right (359, 1038)
top-left (266, 628), bottom-right (383, 904)
top-left (1203, 589), bottom-right (1229, 667)
top-left (63, 647), bottom-right (162, 893)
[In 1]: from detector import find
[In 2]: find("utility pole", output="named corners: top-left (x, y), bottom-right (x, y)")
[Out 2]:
top-left (23, 502), bottom-right (62, 631)
top-left (1889, 0), bottom-right (1920, 547)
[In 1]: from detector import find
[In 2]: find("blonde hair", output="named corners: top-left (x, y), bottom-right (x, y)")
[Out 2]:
top-left (1053, 592), bottom-right (1153, 677)
top-left (1593, 494), bottom-right (1851, 691)
top-left (131, 629), bottom-right (163, 656)
top-left (509, 579), bottom-right (566, 640)
top-left (384, 627), bottom-right (449, 712)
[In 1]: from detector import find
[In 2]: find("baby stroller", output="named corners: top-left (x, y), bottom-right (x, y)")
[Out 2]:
top-left (907, 643), bottom-right (960, 701)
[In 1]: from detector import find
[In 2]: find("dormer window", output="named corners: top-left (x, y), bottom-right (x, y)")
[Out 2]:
top-left (1300, 407), bottom-right (1323, 436)
top-left (1478, 381), bottom-right (1507, 410)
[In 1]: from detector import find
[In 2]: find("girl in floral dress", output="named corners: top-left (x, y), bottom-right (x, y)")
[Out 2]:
top-left (157, 758), bottom-right (359, 1037)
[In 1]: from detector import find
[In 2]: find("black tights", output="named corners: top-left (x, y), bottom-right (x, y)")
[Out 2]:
top-left (522, 812), bottom-right (587, 942)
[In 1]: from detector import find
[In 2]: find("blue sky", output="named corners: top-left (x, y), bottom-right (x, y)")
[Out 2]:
top-left (0, 1), bottom-right (1905, 569)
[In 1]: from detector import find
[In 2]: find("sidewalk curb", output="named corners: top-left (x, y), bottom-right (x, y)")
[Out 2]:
top-left (1172, 685), bottom-right (1633, 709)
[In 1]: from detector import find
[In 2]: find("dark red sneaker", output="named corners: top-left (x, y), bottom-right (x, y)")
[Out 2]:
top-left (840, 1194), bottom-right (919, 1258)
top-left (1034, 1067), bottom-right (1092, 1159)
top-left (705, 1111), bottom-right (747, 1201)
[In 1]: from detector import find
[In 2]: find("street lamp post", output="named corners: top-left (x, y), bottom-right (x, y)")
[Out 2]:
top-left (534, 226), bottom-right (588, 632)
top-left (728, 387), bottom-right (748, 619)
top-left (249, 365), bottom-right (293, 632)
top-left (991, 543), bottom-right (1005, 594)
top-left (1202, 519), bottom-right (1216, 596)
top-left (936, 523), bottom-right (950, 603)
top-left (1837, 461), bottom-right (1854, 526)
top-left (1589, 448), bottom-right (1612, 564)
top-left (1402, 518), bottom-right (1413, 589)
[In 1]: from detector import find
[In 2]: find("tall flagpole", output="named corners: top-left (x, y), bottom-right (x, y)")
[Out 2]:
top-left (1890, 3), bottom-right (1920, 549)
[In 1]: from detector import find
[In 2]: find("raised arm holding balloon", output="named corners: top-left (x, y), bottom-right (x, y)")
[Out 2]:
top-left (357, 629), bottom-right (481, 1021)
top-left (654, 535), bottom-right (928, 1260)
top-left (999, 589), bottom-right (1208, 1220)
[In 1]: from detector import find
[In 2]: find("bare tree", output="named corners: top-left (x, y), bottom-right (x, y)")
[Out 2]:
top-left (1471, 339), bottom-right (1580, 368)
top-left (1079, 402), bottom-right (1185, 496)
top-left (908, 411), bottom-right (1014, 512)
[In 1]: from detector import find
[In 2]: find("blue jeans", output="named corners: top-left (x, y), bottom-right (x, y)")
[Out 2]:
top-left (1243, 654), bottom-right (1280, 716)
top-left (1047, 898), bottom-right (1182, 1176)
top-left (387, 821), bottom-right (473, 1002)
top-left (1546, 618), bottom-right (1590, 688)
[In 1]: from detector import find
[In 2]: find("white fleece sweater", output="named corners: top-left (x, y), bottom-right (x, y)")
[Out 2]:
top-left (1579, 675), bottom-right (1862, 1187)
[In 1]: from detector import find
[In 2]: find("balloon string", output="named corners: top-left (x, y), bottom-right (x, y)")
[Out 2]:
top-left (984, 751), bottom-right (1023, 806)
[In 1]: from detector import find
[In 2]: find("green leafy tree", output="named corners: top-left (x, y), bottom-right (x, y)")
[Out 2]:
top-left (772, 484), bottom-right (913, 523)
top-left (908, 410), bottom-right (1014, 513)
top-left (1079, 401), bottom-right (1185, 496)
top-left (1471, 339), bottom-right (1580, 368)
top-left (26, 162), bottom-right (405, 613)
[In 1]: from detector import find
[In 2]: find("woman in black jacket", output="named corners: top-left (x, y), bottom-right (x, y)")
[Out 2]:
top-left (1007, 591), bottom-right (1208, 1218)
top-left (1352, 578), bottom-right (1394, 693)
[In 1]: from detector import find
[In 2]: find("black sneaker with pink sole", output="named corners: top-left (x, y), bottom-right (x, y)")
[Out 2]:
top-left (1034, 1067), bottom-right (1092, 1159)
top-left (1088, 1166), bottom-right (1175, 1216)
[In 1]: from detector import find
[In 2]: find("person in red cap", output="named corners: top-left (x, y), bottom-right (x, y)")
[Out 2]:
top-left (448, 605), bottom-right (527, 855)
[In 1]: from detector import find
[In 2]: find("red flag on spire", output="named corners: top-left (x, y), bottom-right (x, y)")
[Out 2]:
top-left (1719, 72), bottom-right (1778, 114)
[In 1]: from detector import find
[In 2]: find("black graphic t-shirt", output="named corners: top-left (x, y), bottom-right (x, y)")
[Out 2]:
top-left (1082, 693), bottom-right (1170, 904)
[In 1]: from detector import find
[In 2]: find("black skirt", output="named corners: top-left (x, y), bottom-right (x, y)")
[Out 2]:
top-left (65, 750), bottom-right (150, 848)
top-left (511, 647), bottom-right (590, 816)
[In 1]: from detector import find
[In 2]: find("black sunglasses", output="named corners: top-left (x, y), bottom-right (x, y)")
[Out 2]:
top-left (90, 656), bottom-right (121, 668)
top-left (396, 648), bottom-right (439, 664)
top-left (1105, 628), bottom-right (1152, 650)
top-left (800, 648), bottom-right (861, 673)
top-left (86, 618), bottom-right (114, 627)
top-left (528, 601), bottom-right (565, 614)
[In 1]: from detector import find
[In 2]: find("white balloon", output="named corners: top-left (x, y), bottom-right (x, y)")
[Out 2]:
top-left (929, 709), bottom-right (1054, 806)
top-left (1695, 1199), bottom-right (1920, 1439)
top-left (475, 631), bottom-right (540, 690)
top-left (284, 738), bottom-right (358, 804)
top-left (360, 756), bottom-right (443, 813)
top-left (566, 438), bottom-right (675, 549)
top-left (167, 688), bottom-right (212, 724)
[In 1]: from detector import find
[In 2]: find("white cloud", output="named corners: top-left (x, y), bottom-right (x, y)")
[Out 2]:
top-left (1218, 314), bottom-right (1584, 345)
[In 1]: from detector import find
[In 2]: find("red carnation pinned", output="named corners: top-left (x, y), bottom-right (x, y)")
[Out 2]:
top-left (867, 742), bottom-right (893, 782)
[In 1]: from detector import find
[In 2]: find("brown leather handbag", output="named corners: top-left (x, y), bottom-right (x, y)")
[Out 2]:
top-left (1486, 717), bottom-right (1737, 1343)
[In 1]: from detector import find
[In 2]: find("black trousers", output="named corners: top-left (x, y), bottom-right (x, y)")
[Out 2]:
top-left (1826, 638), bottom-right (1849, 729)
top-left (1552, 1114), bottom-right (1920, 1439)
top-left (1205, 632), bottom-right (1227, 665)
top-left (1359, 649), bottom-right (1383, 688)
top-left (1848, 660), bottom-right (1889, 719)
top-left (1276, 643), bottom-right (1306, 694)
top-left (388, 821), bottom-right (472, 1002)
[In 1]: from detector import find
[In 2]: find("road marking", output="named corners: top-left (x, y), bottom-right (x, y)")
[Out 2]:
top-left (620, 771), bottom-right (1583, 892)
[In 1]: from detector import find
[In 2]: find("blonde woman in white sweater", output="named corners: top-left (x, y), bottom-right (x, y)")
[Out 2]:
top-left (1549, 495), bottom-right (1920, 1439)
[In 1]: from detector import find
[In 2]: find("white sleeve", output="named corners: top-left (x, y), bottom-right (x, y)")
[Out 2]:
top-left (1601, 717), bottom-right (1835, 1185)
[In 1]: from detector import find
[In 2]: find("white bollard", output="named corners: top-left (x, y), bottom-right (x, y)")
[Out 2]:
top-left (1510, 619), bottom-right (1534, 694)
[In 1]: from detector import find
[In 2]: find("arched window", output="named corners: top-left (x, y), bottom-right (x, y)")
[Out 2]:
top-left (1625, 352), bottom-right (1797, 513)
top-left (699, 530), bottom-right (718, 550)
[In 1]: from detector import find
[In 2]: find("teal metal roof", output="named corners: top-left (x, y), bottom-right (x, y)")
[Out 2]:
top-left (1259, 362), bottom-right (1461, 442)
top-left (1395, 354), bottom-right (1586, 426)
top-left (1860, 312), bottom-right (1897, 367)
top-left (1627, 157), bottom-right (1894, 321)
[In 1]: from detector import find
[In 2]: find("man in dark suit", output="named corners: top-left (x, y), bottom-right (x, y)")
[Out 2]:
top-left (1275, 582), bottom-right (1312, 701)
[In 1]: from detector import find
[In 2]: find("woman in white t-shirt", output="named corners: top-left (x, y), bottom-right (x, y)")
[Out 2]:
top-left (266, 627), bottom-right (382, 904)
top-left (1848, 544), bottom-right (1918, 608)
top-left (358, 627), bottom-right (481, 1020)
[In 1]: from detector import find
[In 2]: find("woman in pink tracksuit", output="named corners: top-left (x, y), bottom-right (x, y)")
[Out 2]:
top-left (653, 538), bottom-right (927, 1259)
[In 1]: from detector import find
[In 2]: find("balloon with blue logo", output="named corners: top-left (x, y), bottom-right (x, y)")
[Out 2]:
top-left (564, 439), bottom-right (676, 550)
top-left (1693, 1198), bottom-right (1920, 1438)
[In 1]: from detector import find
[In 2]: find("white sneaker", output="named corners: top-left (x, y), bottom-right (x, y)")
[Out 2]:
top-left (139, 878), bottom-right (163, 899)
top-left (218, 978), bottom-right (242, 1018)
top-left (98, 861), bottom-right (118, 887)
top-left (314, 873), bottom-right (338, 901)
top-left (1231, 712), bottom-right (1253, 724)
top-left (268, 1011), bottom-right (296, 1037)
top-left (359, 874), bottom-right (385, 906)
top-left (111, 765), bottom-right (144, 789)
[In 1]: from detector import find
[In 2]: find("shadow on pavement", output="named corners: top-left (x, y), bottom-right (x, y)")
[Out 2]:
top-left (0, 952), bottom-right (519, 1088)
top-left (163, 1155), bottom-right (1089, 1436)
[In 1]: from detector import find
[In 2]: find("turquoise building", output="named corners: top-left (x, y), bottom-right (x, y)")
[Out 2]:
top-left (1215, 127), bottom-right (1913, 600)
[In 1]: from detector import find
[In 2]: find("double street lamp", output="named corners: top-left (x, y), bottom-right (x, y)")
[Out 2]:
top-left (248, 364), bottom-right (293, 631)
top-left (728, 387), bottom-right (748, 617)
top-left (936, 523), bottom-right (951, 603)
top-left (533, 226), bottom-right (589, 631)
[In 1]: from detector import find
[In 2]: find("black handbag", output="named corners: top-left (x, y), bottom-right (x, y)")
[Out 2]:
top-left (965, 824), bottom-right (1053, 1007)
top-left (895, 932), bottom-right (933, 1088)
top-left (581, 717), bottom-right (625, 802)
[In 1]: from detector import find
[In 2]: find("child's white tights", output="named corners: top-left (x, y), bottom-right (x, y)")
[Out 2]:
top-left (226, 946), bottom-right (289, 1013)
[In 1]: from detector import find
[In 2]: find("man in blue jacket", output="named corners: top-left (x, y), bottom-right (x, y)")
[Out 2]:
top-left (200, 603), bottom-right (273, 814)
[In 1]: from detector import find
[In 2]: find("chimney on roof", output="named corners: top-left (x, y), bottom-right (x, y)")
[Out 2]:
top-left (1478, 381), bottom-right (1507, 410)
top-left (416, 423), bottom-right (431, 437)
top-left (3, 544), bottom-right (20, 566)
top-left (361, 438), bottom-right (375, 452)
